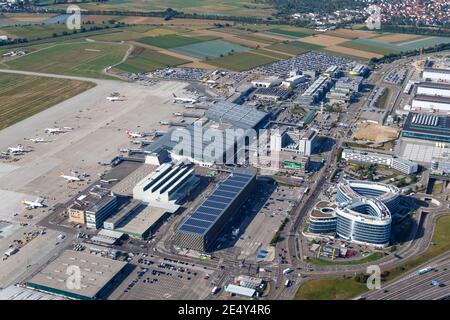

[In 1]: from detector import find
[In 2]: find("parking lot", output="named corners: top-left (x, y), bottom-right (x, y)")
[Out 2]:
top-left (110, 254), bottom-right (214, 300)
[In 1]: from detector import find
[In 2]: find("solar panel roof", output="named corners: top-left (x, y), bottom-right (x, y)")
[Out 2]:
top-left (176, 169), bottom-right (255, 236)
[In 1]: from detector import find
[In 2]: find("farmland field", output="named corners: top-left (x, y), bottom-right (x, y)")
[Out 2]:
top-left (208, 51), bottom-right (278, 71)
top-left (115, 46), bottom-right (189, 73)
top-left (266, 28), bottom-right (310, 38)
top-left (250, 48), bottom-right (292, 60)
top-left (0, 73), bottom-right (95, 130)
top-left (340, 40), bottom-right (402, 55)
top-left (40, 0), bottom-right (275, 18)
top-left (4, 41), bottom-right (129, 79)
top-left (136, 34), bottom-right (214, 49)
top-left (170, 39), bottom-right (249, 59)
top-left (267, 41), bottom-right (324, 55)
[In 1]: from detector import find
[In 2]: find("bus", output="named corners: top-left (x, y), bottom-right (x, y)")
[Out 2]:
top-left (417, 267), bottom-right (433, 276)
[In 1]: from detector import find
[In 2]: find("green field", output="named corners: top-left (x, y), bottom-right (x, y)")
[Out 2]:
top-left (40, 0), bottom-right (275, 18)
top-left (340, 40), bottom-right (402, 55)
top-left (115, 47), bottom-right (189, 73)
top-left (171, 39), bottom-right (249, 59)
top-left (5, 42), bottom-right (128, 79)
top-left (295, 278), bottom-right (367, 300)
top-left (266, 41), bottom-right (323, 55)
top-left (267, 28), bottom-right (311, 38)
top-left (208, 51), bottom-right (278, 71)
top-left (0, 73), bottom-right (94, 130)
top-left (136, 34), bottom-right (214, 49)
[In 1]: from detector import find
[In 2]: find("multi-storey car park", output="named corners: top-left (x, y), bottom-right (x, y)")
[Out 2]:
top-left (172, 168), bottom-right (256, 252)
top-left (336, 180), bottom-right (400, 214)
top-left (335, 198), bottom-right (392, 248)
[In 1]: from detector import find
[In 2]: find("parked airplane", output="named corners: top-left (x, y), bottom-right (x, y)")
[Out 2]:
top-left (59, 171), bottom-right (82, 182)
top-left (22, 197), bottom-right (45, 209)
top-left (125, 130), bottom-right (145, 138)
top-left (172, 93), bottom-right (197, 104)
top-left (28, 137), bottom-right (51, 143)
top-left (45, 127), bottom-right (72, 134)
top-left (7, 145), bottom-right (26, 154)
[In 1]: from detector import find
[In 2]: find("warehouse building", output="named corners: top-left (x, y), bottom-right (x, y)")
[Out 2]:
top-left (412, 95), bottom-right (450, 112)
top-left (251, 76), bottom-right (282, 88)
top-left (402, 112), bottom-right (450, 143)
top-left (172, 169), bottom-right (256, 252)
top-left (26, 250), bottom-right (128, 300)
top-left (296, 76), bottom-right (333, 106)
top-left (416, 82), bottom-right (450, 98)
top-left (132, 160), bottom-right (199, 212)
top-left (423, 67), bottom-right (450, 83)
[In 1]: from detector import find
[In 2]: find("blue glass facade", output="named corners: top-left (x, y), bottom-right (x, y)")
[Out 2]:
top-left (308, 217), bottom-right (337, 234)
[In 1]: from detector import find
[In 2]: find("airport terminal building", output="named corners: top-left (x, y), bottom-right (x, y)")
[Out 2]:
top-left (172, 168), bottom-right (256, 252)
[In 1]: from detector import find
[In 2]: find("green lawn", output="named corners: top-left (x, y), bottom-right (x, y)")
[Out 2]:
top-left (115, 47), bottom-right (189, 73)
top-left (295, 278), bottom-right (368, 300)
top-left (340, 40), bottom-right (402, 55)
top-left (136, 34), bottom-right (213, 49)
top-left (0, 73), bottom-right (94, 130)
top-left (308, 252), bottom-right (385, 266)
top-left (5, 41), bottom-right (128, 79)
top-left (207, 51), bottom-right (278, 71)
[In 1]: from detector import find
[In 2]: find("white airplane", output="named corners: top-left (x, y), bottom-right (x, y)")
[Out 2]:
top-left (59, 171), bottom-right (82, 182)
top-left (45, 127), bottom-right (72, 134)
top-left (125, 130), bottom-right (145, 138)
top-left (172, 93), bottom-right (198, 104)
top-left (159, 121), bottom-right (170, 125)
top-left (173, 112), bottom-right (183, 116)
top-left (29, 137), bottom-right (51, 143)
top-left (106, 96), bottom-right (124, 102)
top-left (22, 197), bottom-right (45, 209)
top-left (7, 145), bottom-right (26, 154)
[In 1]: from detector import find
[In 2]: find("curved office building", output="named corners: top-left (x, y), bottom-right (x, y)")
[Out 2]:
top-left (336, 180), bottom-right (400, 214)
top-left (336, 198), bottom-right (391, 247)
top-left (308, 201), bottom-right (337, 234)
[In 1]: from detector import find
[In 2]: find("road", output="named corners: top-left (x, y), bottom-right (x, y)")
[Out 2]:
top-left (362, 251), bottom-right (450, 300)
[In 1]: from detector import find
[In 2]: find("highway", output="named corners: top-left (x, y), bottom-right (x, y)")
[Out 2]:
top-left (362, 252), bottom-right (450, 300)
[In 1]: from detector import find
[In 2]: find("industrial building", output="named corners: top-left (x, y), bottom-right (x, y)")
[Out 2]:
top-left (132, 160), bottom-right (199, 212)
top-left (402, 112), bottom-right (450, 143)
top-left (172, 169), bottom-right (256, 252)
top-left (336, 180), bottom-right (400, 214)
top-left (68, 187), bottom-right (118, 229)
top-left (349, 64), bottom-right (369, 77)
top-left (26, 250), bottom-right (128, 300)
top-left (416, 81), bottom-right (450, 98)
top-left (281, 74), bottom-right (308, 88)
top-left (335, 198), bottom-right (391, 248)
top-left (334, 76), bottom-right (363, 92)
top-left (431, 149), bottom-right (450, 174)
top-left (422, 67), bottom-right (450, 83)
top-left (322, 65), bottom-right (341, 78)
top-left (251, 76), bottom-right (282, 88)
top-left (270, 129), bottom-right (318, 156)
top-left (342, 149), bottom-right (419, 174)
top-left (253, 87), bottom-right (291, 101)
top-left (296, 76), bottom-right (333, 106)
top-left (412, 95), bottom-right (450, 112)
